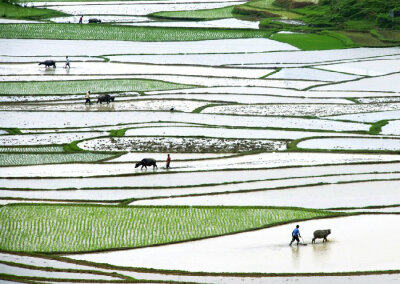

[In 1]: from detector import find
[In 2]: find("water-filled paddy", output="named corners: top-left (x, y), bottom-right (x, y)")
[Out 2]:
top-left (0, 132), bottom-right (107, 145)
top-left (3, 162), bottom-right (400, 189)
top-left (110, 47), bottom-right (400, 66)
top-left (0, 55), bottom-right (102, 63)
top-left (3, 172), bottom-right (400, 202)
top-left (124, 18), bottom-right (260, 30)
top-left (318, 59), bottom-right (400, 76)
top-left (149, 86), bottom-right (396, 98)
top-left (0, 100), bottom-right (209, 112)
top-left (115, 74), bottom-right (323, 89)
top-left (68, 215), bottom-right (400, 273)
top-left (34, 1), bottom-right (246, 16)
top-left (49, 15), bottom-right (152, 24)
top-left (134, 180), bottom-right (400, 208)
top-left (268, 67), bottom-right (360, 81)
top-left (143, 93), bottom-right (352, 104)
top-left (0, 111), bottom-right (370, 132)
top-left (314, 73), bottom-right (400, 92)
top-left (0, 38), bottom-right (295, 56)
top-left (124, 126), bottom-right (361, 139)
top-left (0, 262), bottom-right (120, 280)
top-left (0, 62), bottom-right (271, 78)
top-left (327, 110), bottom-right (400, 123)
top-left (297, 137), bottom-right (400, 151)
top-left (203, 103), bottom-right (400, 117)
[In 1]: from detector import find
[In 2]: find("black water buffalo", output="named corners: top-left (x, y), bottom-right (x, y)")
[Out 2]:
top-left (88, 18), bottom-right (101, 23)
top-left (135, 158), bottom-right (157, 170)
top-left (97, 94), bottom-right (115, 104)
top-left (38, 60), bottom-right (56, 68)
top-left (312, 229), bottom-right (331, 243)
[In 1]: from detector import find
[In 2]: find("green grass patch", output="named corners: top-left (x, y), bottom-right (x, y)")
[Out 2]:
top-left (151, 6), bottom-right (235, 20)
top-left (0, 152), bottom-right (116, 166)
top-left (0, 204), bottom-right (337, 253)
top-left (0, 23), bottom-right (272, 41)
top-left (0, 79), bottom-right (196, 95)
top-left (246, 0), bottom-right (278, 10)
top-left (1, 128), bottom-right (22, 135)
top-left (0, 146), bottom-right (64, 153)
top-left (109, 129), bottom-right (127, 137)
top-left (0, 1), bottom-right (66, 20)
top-left (371, 29), bottom-right (400, 43)
top-left (270, 31), bottom-right (356, 50)
top-left (235, 4), bottom-right (302, 19)
top-left (369, 120), bottom-right (388, 135)
top-left (339, 31), bottom-right (390, 47)
top-left (192, 103), bottom-right (228, 113)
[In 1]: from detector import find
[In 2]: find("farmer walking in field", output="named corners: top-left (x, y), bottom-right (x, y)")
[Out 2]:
top-left (166, 154), bottom-right (171, 169)
top-left (79, 15), bottom-right (83, 24)
top-left (289, 225), bottom-right (301, 246)
top-left (65, 56), bottom-right (70, 68)
top-left (85, 91), bottom-right (91, 105)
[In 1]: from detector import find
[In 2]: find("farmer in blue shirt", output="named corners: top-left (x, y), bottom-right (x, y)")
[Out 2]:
top-left (289, 225), bottom-right (301, 246)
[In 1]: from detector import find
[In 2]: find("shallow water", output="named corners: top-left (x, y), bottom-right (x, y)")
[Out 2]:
top-left (2, 151), bottom-right (399, 177)
top-left (0, 252), bottom-right (94, 271)
top-left (0, 132), bottom-right (107, 146)
top-left (109, 47), bottom-right (400, 66)
top-left (0, 100), bottom-right (208, 113)
top-left (319, 59), bottom-right (400, 76)
top-left (110, 74), bottom-right (323, 89)
top-left (124, 126), bottom-right (361, 139)
top-left (327, 109), bottom-right (400, 123)
top-left (314, 73), bottom-right (400, 92)
top-left (142, 93), bottom-right (352, 104)
top-left (268, 67), bottom-right (360, 81)
top-left (0, 38), bottom-right (295, 56)
top-left (0, 262), bottom-right (119, 280)
top-left (0, 56), bottom-right (101, 63)
top-left (49, 15), bottom-right (152, 24)
top-left (134, 179), bottom-right (400, 208)
top-left (0, 111), bottom-right (370, 131)
top-left (41, 2), bottom-right (246, 16)
top-left (2, 172), bottom-right (400, 202)
top-left (203, 103), bottom-right (400, 117)
top-left (298, 137), bottom-right (400, 151)
top-left (67, 215), bottom-right (400, 273)
top-left (2, 162), bottom-right (400, 189)
top-left (0, 62), bottom-right (271, 78)
top-left (148, 86), bottom-right (397, 98)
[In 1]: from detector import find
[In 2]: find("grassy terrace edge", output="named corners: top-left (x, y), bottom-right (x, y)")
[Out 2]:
top-left (0, 24), bottom-right (273, 41)
top-left (0, 204), bottom-right (340, 253)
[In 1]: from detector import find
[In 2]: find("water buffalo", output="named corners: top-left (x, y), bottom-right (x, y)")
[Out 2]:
top-left (88, 18), bottom-right (101, 23)
top-left (38, 60), bottom-right (56, 68)
top-left (97, 94), bottom-right (115, 104)
top-left (135, 158), bottom-right (157, 170)
top-left (312, 229), bottom-right (331, 243)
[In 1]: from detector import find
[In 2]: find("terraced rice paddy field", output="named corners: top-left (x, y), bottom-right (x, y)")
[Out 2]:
top-left (0, 0), bottom-right (400, 283)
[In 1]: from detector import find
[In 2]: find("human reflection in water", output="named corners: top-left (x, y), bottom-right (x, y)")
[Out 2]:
top-left (290, 245), bottom-right (301, 268)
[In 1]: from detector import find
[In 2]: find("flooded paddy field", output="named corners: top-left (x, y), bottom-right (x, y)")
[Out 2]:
top-left (68, 215), bottom-right (400, 273)
top-left (1, 2), bottom-right (400, 282)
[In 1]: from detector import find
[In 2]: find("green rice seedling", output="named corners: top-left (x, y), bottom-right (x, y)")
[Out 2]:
top-left (0, 146), bottom-right (64, 153)
top-left (0, 79), bottom-right (196, 95)
top-left (0, 1), bottom-right (65, 20)
top-left (0, 24), bottom-right (272, 42)
top-left (0, 204), bottom-right (337, 252)
top-left (151, 6), bottom-right (235, 20)
top-left (270, 31), bottom-right (355, 50)
top-left (0, 152), bottom-right (115, 166)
